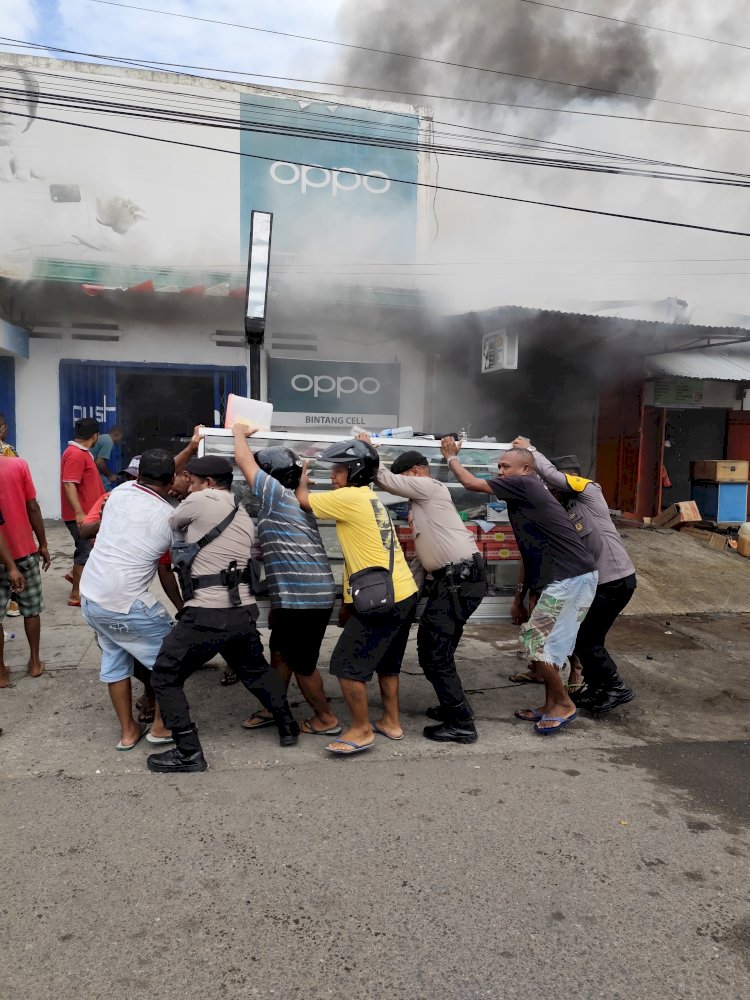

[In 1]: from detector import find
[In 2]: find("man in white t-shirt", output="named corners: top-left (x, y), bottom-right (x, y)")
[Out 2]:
top-left (80, 448), bottom-right (180, 751)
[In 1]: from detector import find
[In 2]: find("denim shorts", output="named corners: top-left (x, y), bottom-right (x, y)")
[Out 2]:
top-left (81, 595), bottom-right (173, 683)
top-left (520, 571), bottom-right (598, 668)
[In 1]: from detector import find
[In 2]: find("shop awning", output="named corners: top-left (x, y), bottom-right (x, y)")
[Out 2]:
top-left (647, 346), bottom-right (750, 381)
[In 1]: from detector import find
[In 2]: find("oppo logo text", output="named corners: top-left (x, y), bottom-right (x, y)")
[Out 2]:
top-left (270, 162), bottom-right (391, 196)
top-left (291, 374), bottom-right (381, 398)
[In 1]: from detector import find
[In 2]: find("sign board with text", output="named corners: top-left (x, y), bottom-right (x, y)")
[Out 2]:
top-left (268, 358), bottom-right (400, 428)
top-left (653, 378), bottom-right (704, 408)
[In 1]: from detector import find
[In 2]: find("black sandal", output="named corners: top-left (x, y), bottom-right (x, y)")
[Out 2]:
top-left (220, 669), bottom-right (239, 686)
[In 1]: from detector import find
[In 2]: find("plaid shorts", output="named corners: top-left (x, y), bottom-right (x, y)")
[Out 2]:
top-left (0, 552), bottom-right (44, 619)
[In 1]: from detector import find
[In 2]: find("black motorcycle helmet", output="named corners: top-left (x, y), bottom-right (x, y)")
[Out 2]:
top-left (254, 446), bottom-right (304, 490)
top-left (316, 438), bottom-right (380, 487)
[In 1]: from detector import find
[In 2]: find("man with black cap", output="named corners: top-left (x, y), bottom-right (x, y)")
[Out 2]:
top-left (357, 432), bottom-right (486, 744)
top-left (147, 454), bottom-right (298, 774)
top-left (231, 424), bottom-right (339, 737)
top-left (295, 437), bottom-right (418, 756)
top-left (512, 437), bottom-right (637, 715)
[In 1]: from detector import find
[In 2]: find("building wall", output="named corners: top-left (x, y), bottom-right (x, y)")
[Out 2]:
top-left (16, 322), bottom-right (249, 517)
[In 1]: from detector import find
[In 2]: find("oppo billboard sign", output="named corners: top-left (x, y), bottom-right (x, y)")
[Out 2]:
top-left (269, 162), bottom-right (391, 197)
top-left (268, 358), bottom-right (400, 428)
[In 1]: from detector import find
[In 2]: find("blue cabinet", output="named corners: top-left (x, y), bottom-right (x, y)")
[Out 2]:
top-left (691, 481), bottom-right (748, 524)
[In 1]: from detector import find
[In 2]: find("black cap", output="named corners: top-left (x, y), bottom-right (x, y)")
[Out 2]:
top-left (185, 456), bottom-right (234, 478)
top-left (391, 450), bottom-right (429, 475)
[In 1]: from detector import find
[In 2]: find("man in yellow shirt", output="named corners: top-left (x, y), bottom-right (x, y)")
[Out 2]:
top-left (296, 438), bottom-right (417, 755)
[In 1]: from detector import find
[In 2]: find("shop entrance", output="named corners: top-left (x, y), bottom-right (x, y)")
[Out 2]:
top-left (117, 370), bottom-right (215, 458)
top-left (662, 408), bottom-right (728, 507)
top-left (59, 360), bottom-right (247, 470)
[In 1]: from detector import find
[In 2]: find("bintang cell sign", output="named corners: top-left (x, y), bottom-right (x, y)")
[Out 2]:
top-left (268, 358), bottom-right (400, 428)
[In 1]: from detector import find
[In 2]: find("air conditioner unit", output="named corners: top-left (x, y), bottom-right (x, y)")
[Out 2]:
top-left (481, 329), bottom-right (519, 373)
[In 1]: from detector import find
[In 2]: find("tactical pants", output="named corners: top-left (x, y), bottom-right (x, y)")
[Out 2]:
top-left (574, 574), bottom-right (637, 693)
top-left (152, 605), bottom-right (287, 732)
top-left (416, 560), bottom-right (486, 712)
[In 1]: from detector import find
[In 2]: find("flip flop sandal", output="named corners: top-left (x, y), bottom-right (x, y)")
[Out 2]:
top-left (116, 726), bottom-right (148, 751)
top-left (508, 672), bottom-right (544, 684)
top-left (300, 717), bottom-right (343, 736)
top-left (220, 670), bottom-right (240, 686)
top-left (566, 682), bottom-right (585, 693)
top-left (325, 739), bottom-right (375, 755)
top-left (514, 708), bottom-right (545, 721)
top-left (146, 732), bottom-right (175, 745)
top-left (241, 711), bottom-right (275, 730)
top-left (534, 713), bottom-right (577, 735)
top-left (372, 722), bottom-right (405, 740)
top-left (67, 599), bottom-right (81, 607)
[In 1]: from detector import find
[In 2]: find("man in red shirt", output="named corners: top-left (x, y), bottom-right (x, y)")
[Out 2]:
top-left (60, 417), bottom-right (104, 606)
top-left (0, 457), bottom-right (48, 687)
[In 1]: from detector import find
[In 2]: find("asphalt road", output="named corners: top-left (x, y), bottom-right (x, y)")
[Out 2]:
top-left (1, 526), bottom-right (748, 999)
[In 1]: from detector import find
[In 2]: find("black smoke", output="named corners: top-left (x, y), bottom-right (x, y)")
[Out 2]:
top-left (336, 0), bottom-right (661, 122)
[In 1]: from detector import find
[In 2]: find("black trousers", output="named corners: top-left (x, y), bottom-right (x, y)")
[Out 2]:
top-left (151, 605), bottom-right (287, 732)
top-left (574, 574), bottom-right (637, 692)
top-left (416, 564), bottom-right (486, 711)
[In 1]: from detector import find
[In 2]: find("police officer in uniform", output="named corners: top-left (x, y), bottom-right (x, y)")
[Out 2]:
top-left (147, 456), bottom-right (298, 774)
top-left (362, 436), bottom-right (487, 744)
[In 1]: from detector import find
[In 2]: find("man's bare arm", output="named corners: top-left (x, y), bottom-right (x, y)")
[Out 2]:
top-left (232, 424), bottom-right (261, 488)
top-left (158, 564), bottom-right (184, 612)
top-left (173, 425), bottom-right (203, 475)
top-left (25, 499), bottom-right (50, 570)
top-left (0, 533), bottom-right (24, 593)
top-left (439, 437), bottom-right (493, 494)
top-left (62, 482), bottom-right (86, 523)
top-left (295, 461), bottom-right (313, 512)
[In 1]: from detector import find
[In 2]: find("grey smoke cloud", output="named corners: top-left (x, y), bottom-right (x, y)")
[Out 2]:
top-left (335, 0), bottom-right (661, 124)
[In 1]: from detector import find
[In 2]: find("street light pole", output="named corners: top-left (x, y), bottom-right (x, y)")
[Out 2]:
top-left (244, 210), bottom-right (273, 399)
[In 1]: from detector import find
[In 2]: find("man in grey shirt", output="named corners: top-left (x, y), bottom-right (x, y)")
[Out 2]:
top-left (513, 437), bottom-right (637, 716)
top-left (363, 437), bottom-right (487, 744)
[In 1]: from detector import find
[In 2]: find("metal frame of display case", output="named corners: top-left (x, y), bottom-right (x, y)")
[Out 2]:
top-left (198, 428), bottom-right (518, 623)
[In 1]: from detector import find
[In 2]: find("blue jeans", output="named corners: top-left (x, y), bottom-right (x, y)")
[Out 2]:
top-left (81, 596), bottom-right (173, 683)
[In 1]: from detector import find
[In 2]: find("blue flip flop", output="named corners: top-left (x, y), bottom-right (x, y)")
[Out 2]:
top-left (534, 713), bottom-right (577, 735)
top-left (325, 739), bottom-right (375, 756)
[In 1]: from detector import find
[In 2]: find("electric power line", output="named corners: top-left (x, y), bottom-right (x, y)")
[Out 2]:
top-left (44, 4), bottom-right (750, 119)
top-left (6, 83), bottom-right (750, 189)
top-left (9, 107), bottom-right (750, 240)
top-left (6, 38), bottom-right (750, 136)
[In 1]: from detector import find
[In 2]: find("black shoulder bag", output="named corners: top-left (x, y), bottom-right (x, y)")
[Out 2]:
top-left (348, 519), bottom-right (397, 618)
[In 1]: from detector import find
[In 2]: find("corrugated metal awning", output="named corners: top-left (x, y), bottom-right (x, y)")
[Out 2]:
top-left (647, 348), bottom-right (750, 381)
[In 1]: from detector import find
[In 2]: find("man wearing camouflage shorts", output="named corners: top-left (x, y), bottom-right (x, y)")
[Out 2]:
top-left (441, 440), bottom-right (598, 734)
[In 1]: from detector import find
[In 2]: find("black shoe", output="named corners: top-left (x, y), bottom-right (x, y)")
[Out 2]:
top-left (425, 704), bottom-right (450, 721)
top-left (147, 746), bottom-right (208, 773)
top-left (276, 716), bottom-right (300, 747)
top-left (572, 686), bottom-right (599, 711)
top-left (423, 719), bottom-right (478, 744)
top-left (588, 685), bottom-right (635, 716)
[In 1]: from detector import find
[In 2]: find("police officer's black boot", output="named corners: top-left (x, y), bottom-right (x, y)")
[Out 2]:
top-left (425, 696), bottom-right (474, 722)
top-left (273, 703), bottom-right (300, 748)
top-left (423, 700), bottom-right (478, 744)
top-left (146, 723), bottom-right (208, 773)
top-left (586, 680), bottom-right (635, 716)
